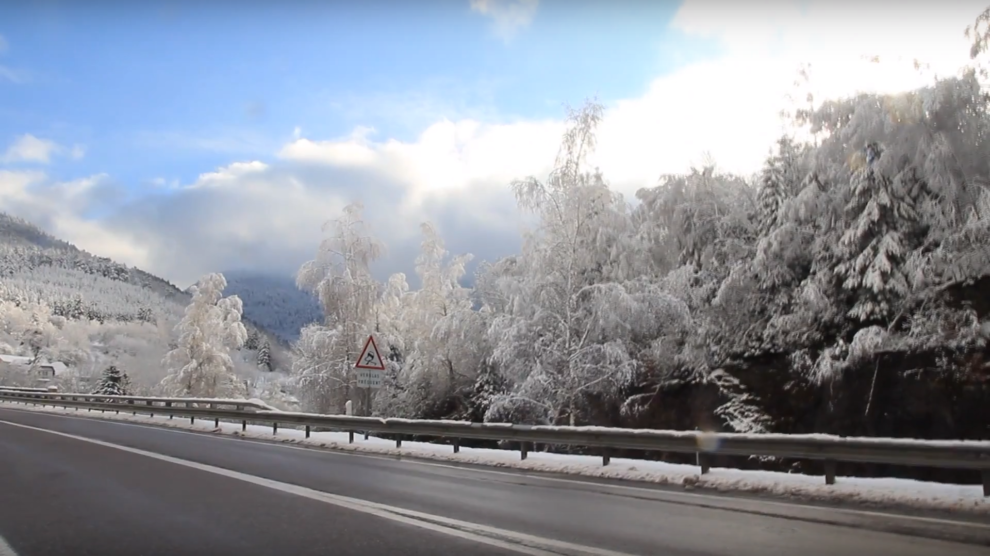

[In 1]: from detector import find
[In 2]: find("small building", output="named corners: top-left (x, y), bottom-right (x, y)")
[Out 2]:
top-left (0, 354), bottom-right (34, 366)
top-left (36, 362), bottom-right (68, 379)
top-left (0, 354), bottom-right (68, 382)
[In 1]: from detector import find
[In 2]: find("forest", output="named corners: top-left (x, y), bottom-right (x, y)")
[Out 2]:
top-left (295, 69), bottom-right (990, 438)
top-left (285, 38), bottom-right (990, 484)
top-left (3, 14), bottom-right (990, 484)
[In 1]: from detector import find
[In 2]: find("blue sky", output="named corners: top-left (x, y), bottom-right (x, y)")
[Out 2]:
top-left (1, 0), bottom-right (716, 192)
top-left (1, 0), bottom-right (971, 287)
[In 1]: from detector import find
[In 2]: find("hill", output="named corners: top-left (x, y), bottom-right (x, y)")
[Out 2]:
top-left (219, 270), bottom-right (323, 343)
top-left (0, 212), bottom-right (293, 398)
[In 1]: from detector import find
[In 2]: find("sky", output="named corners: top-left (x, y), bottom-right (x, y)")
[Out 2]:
top-left (0, 0), bottom-right (986, 289)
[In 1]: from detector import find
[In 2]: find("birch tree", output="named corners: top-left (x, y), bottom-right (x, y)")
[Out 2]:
top-left (400, 222), bottom-right (479, 416)
top-left (486, 100), bottom-right (641, 426)
top-left (160, 273), bottom-right (248, 398)
top-left (294, 202), bottom-right (385, 414)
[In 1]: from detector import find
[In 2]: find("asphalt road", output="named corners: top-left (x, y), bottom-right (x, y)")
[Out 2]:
top-left (0, 407), bottom-right (987, 556)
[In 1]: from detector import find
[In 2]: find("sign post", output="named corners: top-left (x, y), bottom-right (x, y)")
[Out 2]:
top-left (355, 335), bottom-right (385, 415)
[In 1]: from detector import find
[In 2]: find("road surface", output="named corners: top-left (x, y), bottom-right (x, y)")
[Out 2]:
top-left (0, 406), bottom-right (987, 556)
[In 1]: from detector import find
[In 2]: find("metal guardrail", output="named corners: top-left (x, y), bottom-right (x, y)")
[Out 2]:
top-left (0, 386), bottom-right (58, 393)
top-left (0, 390), bottom-right (274, 411)
top-left (2, 389), bottom-right (988, 496)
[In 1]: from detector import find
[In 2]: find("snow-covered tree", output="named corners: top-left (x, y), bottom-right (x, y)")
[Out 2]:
top-left (160, 273), bottom-right (248, 398)
top-left (399, 222), bottom-right (480, 416)
top-left (244, 329), bottom-right (260, 351)
top-left (485, 100), bottom-right (646, 426)
top-left (257, 341), bottom-right (272, 372)
top-left (0, 361), bottom-right (31, 387)
top-left (93, 364), bottom-right (130, 396)
top-left (758, 136), bottom-right (804, 235)
top-left (292, 324), bottom-right (348, 413)
top-left (834, 142), bottom-right (919, 323)
top-left (294, 202), bottom-right (385, 414)
top-left (364, 272), bottom-right (413, 416)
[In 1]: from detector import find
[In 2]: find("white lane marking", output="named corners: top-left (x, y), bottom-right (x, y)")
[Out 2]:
top-left (0, 419), bottom-right (633, 556)
top-left (3, 403), bottom-right (988, 530)
top-left (0, 535), bottom-right (19, 556)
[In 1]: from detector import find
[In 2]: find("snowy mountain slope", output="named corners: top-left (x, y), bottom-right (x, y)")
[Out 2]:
top-left (0, 212), bottom-right (290, 378)
top-left (219, 270), bottom-right (323, 343)
top-left (0, 212), bottom-right (187, 323)
top-left (0, 214), bottom-right (190, 307)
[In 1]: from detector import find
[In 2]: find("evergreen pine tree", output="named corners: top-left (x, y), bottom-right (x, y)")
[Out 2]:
top-left (467, 363), bottom-right (509, 423)
top-left (835, 142), bottom-right (919, 323)
top-left (94, 365), bottom-right (129, 396)
top-left (244, 329), bottom-right (260, 351)
top-left (257, 341), bottom-right (272, 372)
top-left (757, 136), bottom-right (801, 235)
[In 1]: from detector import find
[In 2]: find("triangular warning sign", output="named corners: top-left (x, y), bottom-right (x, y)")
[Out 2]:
top-left (355, 335), bottom-right (386, 370)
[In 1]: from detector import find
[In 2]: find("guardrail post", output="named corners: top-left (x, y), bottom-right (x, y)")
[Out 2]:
top-left (697, 453), bottom-right (710, 475)
top-left (147, 400), bottom-right (153, 418)
top-left (521, 442), bottom-right (529, 461)
top-left (305, 425), bottom-right (310, 439)
top-left (396, 436), bottom-right (402, 449)
top-left (602, 449), bottom-right (610, 466)
top-left (166, 401), bottom-right (172, 419)
top-left (273, 422), bottom-right (278, 435)
top-left (982, 469), bottom-right (989, 497)
top-left (242, 420), bottom-right (246, 432)
top-left (214, 417), bottom-right (219, 428)
top-left (348, 431), bottom-right (354, 444)
top-left (364, 432), bottom-right (370, 440)
top-left (824, 459), bottom-right (837, 485)
top-left (453, 439), bottom-right (460, 454)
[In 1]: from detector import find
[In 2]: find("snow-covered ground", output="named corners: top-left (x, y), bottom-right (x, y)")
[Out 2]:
top-left (3, 400), bottom-right (988, 517)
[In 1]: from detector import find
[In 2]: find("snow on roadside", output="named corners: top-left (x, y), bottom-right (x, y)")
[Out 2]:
top-left (3, 400), bottom-right (987, 516)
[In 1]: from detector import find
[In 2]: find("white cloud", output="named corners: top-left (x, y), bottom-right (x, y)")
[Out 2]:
top-left (2, 135), bottom-right (60, 164)
top-left (188, 161), bottom-right (269, 189)
top-left (0, 169), bottom-right (44, 202)
top-left (147, 177), bottom-right (181, 190)
top-left (589, 0), bottom-right (986, 184)
top-left (278, 127), bottom-right (379, 168)
top-left (277, 119), bottom-right (561, 207)
top-left (1, 134), bottom-right (86, 164)
top-left (2, 1), bottom-right (984, 288)
top-left (470, 0), bottom-right (539, 42)
top-left (0, 170), bottom-right (151, 268)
